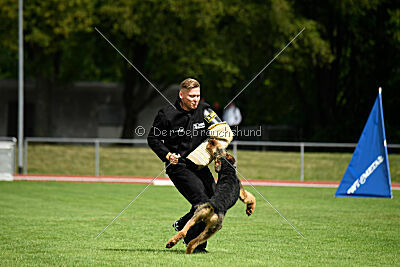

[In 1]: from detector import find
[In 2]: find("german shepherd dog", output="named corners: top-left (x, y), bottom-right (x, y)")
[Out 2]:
top-left (166, 139), bottom-right (256, 254)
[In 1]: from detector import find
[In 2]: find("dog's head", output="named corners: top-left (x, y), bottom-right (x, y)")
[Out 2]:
top-left (207, 139), bottom-right (236, 172)
top-left (206, 139), bottom-right (226, 158)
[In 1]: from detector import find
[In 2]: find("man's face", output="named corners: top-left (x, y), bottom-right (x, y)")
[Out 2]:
top-left (179, 87), bottom-right (200, 111)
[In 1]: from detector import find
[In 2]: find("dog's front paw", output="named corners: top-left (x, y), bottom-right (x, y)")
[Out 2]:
top-left (166, 232), bottom-right (185, 248)
top-left (246, 203), bottom-right (255, 216)
top-left (166, 241), bottom-right (176, 248)
top-left (242, 191), bottom-right (256, 216)
top-left (165, 237), bottom-right (178, 248)
top-left (246, 198), bottom-right (256, 216)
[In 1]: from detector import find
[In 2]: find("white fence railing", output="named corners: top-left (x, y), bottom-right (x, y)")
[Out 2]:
top-left (0, 137), bottom-right (17, 142)
top-left (20, 137), bottom-right (400, 181)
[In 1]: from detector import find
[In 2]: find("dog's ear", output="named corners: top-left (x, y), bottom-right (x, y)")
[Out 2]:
top-left (225, 153), bottom-right (236, 164)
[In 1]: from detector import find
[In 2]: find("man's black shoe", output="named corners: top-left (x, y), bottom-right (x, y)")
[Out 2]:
top-left (172, 218), bottom-right (187, 245)
top-left (193, 247), bottom-right (208, 254)
top-left (172, 220), bottom-right (181, 232)
top-left (173, 211), bottom-right (195, 232)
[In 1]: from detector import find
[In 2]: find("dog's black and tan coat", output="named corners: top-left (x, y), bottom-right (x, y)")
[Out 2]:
top-left (166, 139), bottom-right (256, 254)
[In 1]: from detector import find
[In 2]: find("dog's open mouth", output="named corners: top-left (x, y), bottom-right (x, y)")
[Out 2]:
top-left (206, 139), bottom-right (227, 172)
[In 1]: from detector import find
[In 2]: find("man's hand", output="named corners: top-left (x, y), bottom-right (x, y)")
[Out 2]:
top-left (166, 152), bottom-right (181, 165)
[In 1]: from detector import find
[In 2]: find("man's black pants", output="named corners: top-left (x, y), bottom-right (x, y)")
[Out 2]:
top-left (166, 162), bottom-right (216, 248)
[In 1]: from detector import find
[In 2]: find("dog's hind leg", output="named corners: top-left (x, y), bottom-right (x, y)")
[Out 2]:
top-left (166, 204), bottom-right (212, 249)
top-left (186, 213), bottom-right (224, 254)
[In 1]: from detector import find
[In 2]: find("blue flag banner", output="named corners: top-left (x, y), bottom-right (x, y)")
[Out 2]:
top-left (335, 88), bottom-right (392, 198)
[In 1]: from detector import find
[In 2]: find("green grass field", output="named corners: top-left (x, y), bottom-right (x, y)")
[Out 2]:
top-left (25, 144), bottom-right (400, 182)
top-left (1, 181), bottom-right (399, 266)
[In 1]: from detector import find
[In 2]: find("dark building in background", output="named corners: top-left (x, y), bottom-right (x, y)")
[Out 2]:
top-left (0, 80), bottom-right (178, 139)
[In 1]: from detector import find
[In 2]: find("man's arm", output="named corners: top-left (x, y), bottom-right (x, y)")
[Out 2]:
top-left (147, 111), bottom-right (170, 162)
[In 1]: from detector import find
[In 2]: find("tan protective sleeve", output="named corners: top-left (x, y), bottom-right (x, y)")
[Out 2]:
top-left (187, 122), bottom-right (233, 167)
top-left (208, 122), bottom-right (234, 143)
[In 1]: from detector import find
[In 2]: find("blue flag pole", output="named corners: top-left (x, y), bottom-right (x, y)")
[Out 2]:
top-left (378, 88), bottom-right (392, 198)
top-left (335, 87), bottom-right (392, 198)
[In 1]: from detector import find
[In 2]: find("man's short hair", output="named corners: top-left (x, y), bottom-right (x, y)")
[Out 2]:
top-left (180, 78), bottom-right (200, 90)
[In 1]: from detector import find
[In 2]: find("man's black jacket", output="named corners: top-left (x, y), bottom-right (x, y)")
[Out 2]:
top-left (147, 96), bottom-right (214, 162)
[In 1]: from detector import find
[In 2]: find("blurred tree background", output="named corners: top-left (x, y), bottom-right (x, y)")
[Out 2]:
top-left (0, 0), bottom-right (399, 142)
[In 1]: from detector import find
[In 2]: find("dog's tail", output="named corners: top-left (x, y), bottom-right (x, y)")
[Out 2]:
top-left (239, 185), bottom-right (256, 216)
